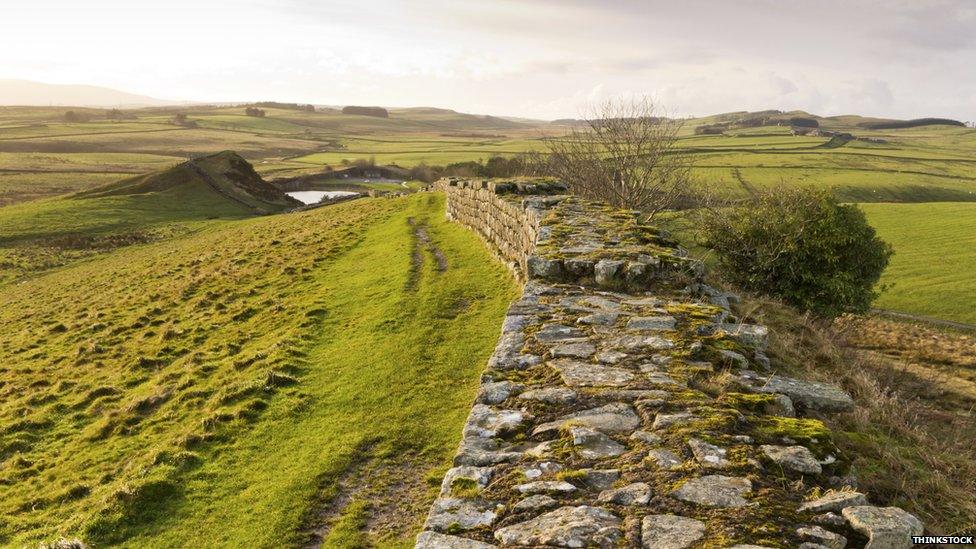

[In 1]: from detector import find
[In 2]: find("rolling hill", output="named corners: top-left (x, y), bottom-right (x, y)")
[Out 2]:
top-left (1, 102), bottom-right (974, 324)
top-left (0, 79), bottom-right (180, 108)
top-left (0, 151), bottom-right (300, 285)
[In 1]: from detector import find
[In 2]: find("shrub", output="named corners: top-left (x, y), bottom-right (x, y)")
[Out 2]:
top-left (64, 111), bottom-right (92, 123)
top-left (698, 186), bottom-right (892, 317)
top-left (341, 105), bottom-right (389, 118)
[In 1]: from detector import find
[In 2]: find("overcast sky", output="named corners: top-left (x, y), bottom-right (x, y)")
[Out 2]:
top-left (2, 0), bottom-right (974, 120)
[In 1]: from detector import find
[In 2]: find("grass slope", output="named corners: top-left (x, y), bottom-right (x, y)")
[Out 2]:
top-left (0, 152), bottom-right (298, 285)
top-left (2, 103), bottom-right (975, 323)
top-left (860, 202), bottom-right (976, 324)
top-left (0, 193), bottom-right (518, 546)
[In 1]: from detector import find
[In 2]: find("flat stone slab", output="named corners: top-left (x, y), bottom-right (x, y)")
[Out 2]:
top-left (536, 323), bottom-right (586, 342)
top-left (416, 531), bottom-right (498, 549)
top-left (570, 426), bottom-right (626, 459)
top-left (798, 491), bottom-right (868, 513)
top-left (521, 461), bottom-right (564, 480)
top-left (797, 525), bottom-right (847, 549)
top-left (502, 315), bottom-right (534, 333)
top-left (842, 505), bottom-right (923, 549)
top-left (640, 514), bottom-right (706, 548)
top-left (688, 438), bottom-right (732, 469)
top-left (513, 494), bottom-right (557, 512)
top-left (761, 444), bottom-right (822, 474)
top-left (647, 448), bottom-right (684, 470)
top-left (462, 404), bottom-right (525, 438)
top-left (673, 475), bottom-right (752, 508)
top-left (454, 436), bottom-right (522, 466)
top-left (424, 497), bottom-right (502, 532)
top-left (626, 316), bottom-right (677, 331)
top-left (755, 375), bottom-right (854, 413)
top-left (652, 412), bottom-right (697, 430)
top-left (630, 430), bottom-right (663, 445)
top-left (476, 381), bottom-right (522, 405)
top-left (578, 312), bottom-right (619, 325)
top-left (551, 342), bottom-right (597, 359)
top-left (576, 468), bottom-right (621, 490)
top-left (595, 350), bottom-right (628, 364)
top-left (598, 482), bottom-right (651, 505)
top-left (718, 323), bottom-right (769, 350)
top-left (518, 386), bottom-right (578, 404)
top-left (550, 359), bottom-right (636, 387)
top-left (609, 334), bottom-right (675, 351)
top-left (534, 402), bottom-right (641, 435)
top-left (494, 505), bottom-right (622, 547)
top-left (578, 296), bottom-right (622, 311)
top-left (515, 480), bottom-right (577, 494)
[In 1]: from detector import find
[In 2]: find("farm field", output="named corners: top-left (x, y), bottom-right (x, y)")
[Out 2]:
top-left (860, 202), bottom-right (976, 324)
top-left (1, 105), bottom-right (975, 324)
top-left (0, 191), bottom-right (517, 546)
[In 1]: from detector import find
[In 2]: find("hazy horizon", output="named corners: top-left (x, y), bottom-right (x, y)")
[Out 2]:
top-left (2, 0), bottom-right (974, 121)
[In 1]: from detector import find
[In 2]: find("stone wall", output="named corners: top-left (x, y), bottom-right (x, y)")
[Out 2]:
top-left (437, 178), bottom-right (563, 278)
top-left (417, 179), bottom-right (923, 549)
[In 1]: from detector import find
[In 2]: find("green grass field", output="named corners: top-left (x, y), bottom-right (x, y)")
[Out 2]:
top-left (1, 103), bottom-right (975, 323)
top-left (860, 202), bottom-right (976, 324)
top-left (0, 192), bottom-right (517, 546)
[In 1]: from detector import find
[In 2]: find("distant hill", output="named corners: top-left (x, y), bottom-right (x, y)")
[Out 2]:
top-left (689, 109), bottom-right (965, 134)
top-left (0, 151), bottom-right (300, 284)
top-left (0, 79), bottom-right (180, 107)
top-left (79, 151), bottom-right (301, 213)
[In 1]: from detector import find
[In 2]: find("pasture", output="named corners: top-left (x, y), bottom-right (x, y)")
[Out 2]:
top-left (861, 202), bottom-right (976, 324)
top-left (1, 104), bottom-right (975, 323)
top-left (0, 193), bottom-right (517, 546)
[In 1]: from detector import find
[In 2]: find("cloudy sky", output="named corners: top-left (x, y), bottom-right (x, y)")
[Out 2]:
top-left (2, 0), bottom-right (974, 120)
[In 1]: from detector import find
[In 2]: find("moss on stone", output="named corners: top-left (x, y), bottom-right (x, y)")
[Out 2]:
top-left (450, 477), bottom-right (480, 498)
top-left (721, 392), bottom-right (780, 414)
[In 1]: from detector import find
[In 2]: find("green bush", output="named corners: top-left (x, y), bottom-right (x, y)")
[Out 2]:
top-left (699, 186), bottom-right (893, 317)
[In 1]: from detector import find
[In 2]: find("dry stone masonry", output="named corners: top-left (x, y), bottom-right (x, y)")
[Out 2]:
top-left (417, 178), bottom-right (923, 548)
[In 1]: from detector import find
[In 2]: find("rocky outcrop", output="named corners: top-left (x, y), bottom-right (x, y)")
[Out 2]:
top-left (418, 178), bottom-right (922, 548)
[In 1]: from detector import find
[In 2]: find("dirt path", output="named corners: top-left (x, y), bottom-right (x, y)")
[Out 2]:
top-left (300, 450), bottom-right (434, 548)
top-left (405, 216), bottom-right (448, 291)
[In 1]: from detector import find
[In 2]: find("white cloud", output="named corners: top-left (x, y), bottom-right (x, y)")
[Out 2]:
top-left (0, 0), bottom-right (973, 120)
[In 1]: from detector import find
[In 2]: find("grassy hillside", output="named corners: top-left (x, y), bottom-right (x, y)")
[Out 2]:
top-left (0, 151), bottom-right (298, 285)
top-left (0, 193), bottom-right (518, 546)
top-left (860, 202), bottom-right (976, 324)
top-left (2, 103), bottom-right (975, 323)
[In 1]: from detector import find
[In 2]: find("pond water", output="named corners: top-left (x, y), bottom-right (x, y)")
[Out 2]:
top-left (286, 191), bottom-right (359, 205)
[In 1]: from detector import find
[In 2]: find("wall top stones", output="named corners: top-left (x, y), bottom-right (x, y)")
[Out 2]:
top-left (418, 178), bottom-right (923, 548)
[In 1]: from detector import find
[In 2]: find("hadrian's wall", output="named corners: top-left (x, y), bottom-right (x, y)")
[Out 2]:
top-left (418, 178), bottom-right (924, 549)
top-left (438, 178), bottom-right (555, 278)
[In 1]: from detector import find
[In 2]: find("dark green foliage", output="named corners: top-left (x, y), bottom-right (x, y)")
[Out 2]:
top-left (699, 186), bottom-right (893, 317)
top-left (63, 111), bottom-right (93, 123)
top-left (341, 105), bottom-right (389, 118)
top-left (788, 116), bottom-right (819, 128)
top-left (858, 117), bottom-right (964, 129)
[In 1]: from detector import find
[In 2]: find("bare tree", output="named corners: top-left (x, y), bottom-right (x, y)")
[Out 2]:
top-left (543, 97), bottom-right (695, 219)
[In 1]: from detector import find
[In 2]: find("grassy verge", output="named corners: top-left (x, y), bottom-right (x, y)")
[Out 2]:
top-left (0, 193), bottom-right (518, 547)
top-left (734, 297), bottom-right (976, 537)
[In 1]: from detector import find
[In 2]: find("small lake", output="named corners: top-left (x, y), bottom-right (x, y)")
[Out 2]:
top-left (286, 191), bottom-right (359, 205)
